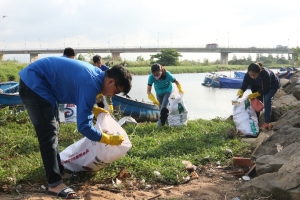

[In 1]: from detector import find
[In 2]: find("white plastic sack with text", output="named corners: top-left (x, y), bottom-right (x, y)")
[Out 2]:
top-left (60, 113), bottom-right (132, 172)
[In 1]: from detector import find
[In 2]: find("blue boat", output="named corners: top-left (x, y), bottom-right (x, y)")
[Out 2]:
top-left (277, 67), bottom-right (298, 79)
top-left (218, 77), bottom-right (244, 89)
top-left (112, 95), bottom-right (160, 122)
top-left (202, 72), bottom-right (245, 89)
top-left (234, 71), bottom-right (246, 79)
top-left (0, 93), bottom-right (22, 106)
top-left (0, 81), bottom-right (19, 93)
top-left (201, 73), bottom-right (227, 87)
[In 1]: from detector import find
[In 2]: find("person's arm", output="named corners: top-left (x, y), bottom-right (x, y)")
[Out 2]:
top-left (147, 84), bottom-right (159, 105)
top-left (174, 79), bottom-right (184, 94)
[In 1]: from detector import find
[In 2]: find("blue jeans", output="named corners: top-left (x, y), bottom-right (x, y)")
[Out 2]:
top-left (156, 92), bottom-right (171, 126)
top-left (19, 80), bottom-right (64, 188)
top-left (263, 89), bottom-right (277, 123)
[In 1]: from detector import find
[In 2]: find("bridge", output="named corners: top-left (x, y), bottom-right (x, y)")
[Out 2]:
top-left (0, 46), bottom-right (295, 64)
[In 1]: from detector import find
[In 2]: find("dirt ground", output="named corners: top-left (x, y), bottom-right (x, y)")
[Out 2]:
top-left (0, 164), bottom-right (251, 200)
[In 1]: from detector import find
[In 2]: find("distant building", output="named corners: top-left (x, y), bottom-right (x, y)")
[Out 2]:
top-left (206, 43), bottom-right (219, 48)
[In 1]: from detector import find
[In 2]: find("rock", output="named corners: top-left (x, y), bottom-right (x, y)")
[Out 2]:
top-left (239, 172), bottom-right (300, 200)
top-left (255, 142), bottom-right (300, 175)
top-left (274, 88), bottom-right (286, 99)
top-left (251, 126), bottom-right (300, 159)
top-left (271, 95), bottom-right (300, 121)
top-left (291, 85), bottom-right (300, 100)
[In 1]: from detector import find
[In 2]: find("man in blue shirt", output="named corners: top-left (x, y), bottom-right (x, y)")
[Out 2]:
top-left (18, 56), bottom-right (132, 199)
top-left (93, 55), bottom-right (109, 71)
top-left (63, 47), bottom-right (76, 59)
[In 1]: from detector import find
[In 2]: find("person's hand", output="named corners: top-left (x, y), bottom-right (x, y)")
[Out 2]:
top-left (148, 93), bottom-right (160, 105)
top-left (108, 104), bottom-right (114, 113)
top-left (176, 84), bottom-right (184, 94)
top-left (99, 132), bottom-right (124, 145)
top-left (248, 92), bottom-right (260, 99)
top-left (92, 106), bottom-right (109, 118)
top-left (237, 89), bottom-right (244, 98)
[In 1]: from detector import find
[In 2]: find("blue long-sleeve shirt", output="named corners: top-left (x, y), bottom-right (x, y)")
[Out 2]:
top-left (240, 67), bottom-right (280, 94)
top-left (19, 56), bottom-right (105, 141)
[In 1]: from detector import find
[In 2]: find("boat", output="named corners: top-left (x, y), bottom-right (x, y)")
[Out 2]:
top-left (234, 71), bottom-right (246, 79)
top-left (0, 93), bottom-right (22, 106)
top-left (201, 72), bottom-right (227, 87)
top-left (0, 81), bottom-right (19, 93)
top-left (202, 72), bottom-right (245, 89)
top-left (0, 81), bottom-right (23, 106)
top-left (277, 67), bottom-right (298, 79)
top-left (218, 77), bottom-right (244, 89)
top-left (112, 95), bottom-right (160, 122)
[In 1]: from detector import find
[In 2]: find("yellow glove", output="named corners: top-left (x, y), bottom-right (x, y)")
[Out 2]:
top-left (100, 132), bottom-right (124, 145)
top-left (96, 93), bottom-right (103, 99)
top-left (148, 93), bottom-right (160, 105)
top-left (248, 92), bottom-right (261, 99)
top-left (176, 84), bottom-right (184, 94)
top-left (92, 106), bottom-right (109, 118)
top-left (108, 104), bottom-right (113, 113)
top-left (237, 89), bottom-right (244, 98)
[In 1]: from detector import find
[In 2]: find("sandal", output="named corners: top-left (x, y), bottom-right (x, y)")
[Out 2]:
top-left (48, 187), bottom-right (81, 199)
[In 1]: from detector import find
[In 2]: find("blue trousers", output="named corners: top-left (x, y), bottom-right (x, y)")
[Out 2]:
top-left (262, 89), bottom-right (277, 123)
top-left (19, 79), bottom-right (64, 188)
top-left (156, 92), bottom-right (171, 126)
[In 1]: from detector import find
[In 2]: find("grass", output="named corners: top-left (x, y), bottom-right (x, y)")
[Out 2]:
top-left (0, 107), bottom-right (251, 189)
top-left (0, 60), bottom-right (290, 82)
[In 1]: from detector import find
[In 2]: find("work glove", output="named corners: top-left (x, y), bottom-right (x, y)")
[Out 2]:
top-left (92, 105), bottom-right (109, 118)
top-left (148, 93), bottom-right (160, 105)
top-left (100, 132), bottom-right (124, 145)
top-left (248, 92), bottom-right (261, 99)
top-left (237, 89), bottom-right (244, 98)
top-left (108, 104), bottom-right (114, 113)
top-left (176, 84), bottom-right (184, 94)
top-left (96, 93), bottom-right (103, 99)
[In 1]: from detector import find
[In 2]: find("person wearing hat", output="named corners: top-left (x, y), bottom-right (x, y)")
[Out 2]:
top-left (18, 56), bottom-right (132, 199)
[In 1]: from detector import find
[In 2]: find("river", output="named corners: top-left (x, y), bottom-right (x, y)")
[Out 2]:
top-left (126, 69), bottom-right (281, 120)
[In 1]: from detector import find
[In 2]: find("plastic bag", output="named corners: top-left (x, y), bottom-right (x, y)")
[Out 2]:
top-left (64, 104), bottom-right (77, 123)
top-left (233, 97), bottom-right (259, 136)
top-left (167, 89), bottom-right (188, 126)
top-left (60, 113), bottom-right (132, 172)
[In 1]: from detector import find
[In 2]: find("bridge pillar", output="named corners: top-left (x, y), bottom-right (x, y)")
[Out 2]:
top-left (30, 53), bottom-right (38, 63)
top-left (112, 52), bottom-right (121, 60)
top-left (220, 52), bottom-right (228, 65)
top-left (291, 53), bottom-right (295, 66)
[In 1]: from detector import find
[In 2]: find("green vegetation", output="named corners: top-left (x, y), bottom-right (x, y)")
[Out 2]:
top-left (150, 49), bottom-right (182, 66)
top-left (0, 60), bottom-right (27, 82)
top-left (0, 107), bottom-right (250, 188)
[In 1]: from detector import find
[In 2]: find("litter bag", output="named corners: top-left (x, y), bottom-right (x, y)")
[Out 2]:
top-left (233, 97), bottom-right (259, 136)
top-left (64, 104), bottom-right (77, 123)
top-left (60, 113), bottom-right (132, 172)
top-left (167, 89), bottom-right (188, 126)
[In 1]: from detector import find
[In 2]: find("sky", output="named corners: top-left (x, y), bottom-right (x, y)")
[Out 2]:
top-left (0, 0), bottom-right (299, 63)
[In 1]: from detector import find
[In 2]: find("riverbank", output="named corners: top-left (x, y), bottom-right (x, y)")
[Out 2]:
top-left (0, 107), bottom-right (251, 199)
top-left (0, 60), bottom-right (290, 82)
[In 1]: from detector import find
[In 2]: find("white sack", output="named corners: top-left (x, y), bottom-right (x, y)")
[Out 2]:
top-left (60, 113), bottom-right (132, 172)
top-left (64, 104), bottom-right (77, 123)
top-left (167, 89), bottom-right (188, 126)
top-left (233, 97), bottom-right (259, 136)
